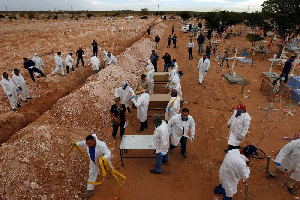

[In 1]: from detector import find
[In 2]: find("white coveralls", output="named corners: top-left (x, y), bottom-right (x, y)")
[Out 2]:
top-left (52, 54), bottom-right (64, 76)
top-left (168, 113), bottom-right (195, 146)
top-left (32, 54), bottom-right (44, 77)
top-left (77, 134), bottom-right (112, 191)
top-left (198, 58), bottom-right (210, 84)
top-left (102, 51), bottom-right (109, 66)
top-left (227, 110), bottom-right (251, 146)
top-left (65, 55), bottom-right (75, 69)
top-left (146, 61), bottom-right (154, 94)
top-left (132, 92), bottom-right (150, 123)
top-left (168, 67), bottom-right (177, 82)
top-left (219, 149), bottom-right (250, 197)
top-left (153, 121), bottom-right (169, 155)
top-left (1, 76), bottom-right (18, 109)
top-left (115, 86), bottom-right (135, 109)
top-left (274, 139), bottom-right (300, 186)
top-left (170, 77), bottom-right (182, 98)
top-left (107, 54), bottom-right (118, 66)
top-left (90, 56), bottom-right (100, 73)
top-left (165, 96), bottom-right (181, 121)
top-left (12, 72), bottom-right (29, 101)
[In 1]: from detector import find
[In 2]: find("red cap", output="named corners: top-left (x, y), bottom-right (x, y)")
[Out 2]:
top-left (237, 104), bottom-right (246, 110)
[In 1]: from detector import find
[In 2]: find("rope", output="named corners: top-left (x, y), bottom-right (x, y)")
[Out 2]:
top-left (65, 143), bottom-right (126, 199)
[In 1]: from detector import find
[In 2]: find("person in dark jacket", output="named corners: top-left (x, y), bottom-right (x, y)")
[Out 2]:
top-left (197, 32), bottom-right (205, 53)
top-left (207, 29), bottom-right (212, 41)
top-left (110, 97), bottom-right (127, 138)
top-left (206, 44), bottom-right (212, 60)
top-left (172, 34), bottom-right (177, 48)
top-left (23, 58), bottom-right (46, 82)
top-left (155, 34), bottom-right (160, 49)
top-left (91, 40), bottom-right (98, 57)
top-left (76, 47), bottom-right (85, 68)
top-left (150, 50), bottom-right (159, 72)
top-left (162, 52), bottom-right (172, 72)
top-left (280, 56), bottom-right (296, 83)
top-left (167, 35), bottom-right (172, 48)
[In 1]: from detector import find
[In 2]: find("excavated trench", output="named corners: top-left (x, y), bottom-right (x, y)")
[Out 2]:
top-left (0, 21), bottom-right (158, 145)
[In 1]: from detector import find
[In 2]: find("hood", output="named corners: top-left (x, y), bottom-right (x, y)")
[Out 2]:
top-left (147, 60), bottom-right (152, 65)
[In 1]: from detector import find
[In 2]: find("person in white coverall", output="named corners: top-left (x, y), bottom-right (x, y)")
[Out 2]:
top-left (102, 51), bottom-right (109, 67)
top-left (90, 55), bottom-right (100, 74)
top-left (51, 52), bottom-right (64, 76)
top-left (165, 89), bottom-right (180, 121)
top-left (198, 54), bottom-right (210, 84)
top-left (107, 52), bottom-right (118, 66)
top-left (1, 72), bottom-right (21, 111)
top-left (150, 114), bottom-right (169, 174)
top-left (225, 104), bottom-right (251, 152)
top-left (168, 108), bottom-right (195, 158)
top-left (65, 53), bottom-right (75, 74)
top-left (132, 87), bottom-right (150, 132)
top-left (214, 145), bottom-right (258, 200)
top-left (12, 68), bottom-right (31, 102)
top-left (267, 139), bottom-right (300, 195)
top-left (32, 53), bottom-right (44, 77)
top-left (72, 134), bottom-right (112, 198)
top-left (146, 60), bottom-right (154, 94)
top-left (115, 81), bottom-right (135, 114)
top-left (168, 64), bottom-right (177, 82)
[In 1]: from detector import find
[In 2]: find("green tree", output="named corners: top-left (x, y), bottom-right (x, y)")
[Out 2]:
top-left (141, 8), bottom-right (149, 15)
top-left (262, 0), bottom-right (300, 36)
top-left (178, 11), bottom-right (191, 21)
top-left (86, 13), bottom-right (93, 18)
top-left (203, 12), bottom-right (221, 30)
top-left (246, 34), bottom-right (264, 46)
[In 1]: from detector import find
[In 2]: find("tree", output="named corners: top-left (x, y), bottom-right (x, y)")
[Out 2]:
top-left (246, 34), bottom-right (264, 46)
top-left (141, 8), bottom-right (149, 15)
top-left (178, 11), bottom-right (191, 21)
top-left (203, 12), bottom-right (221, 30)
top-left (262, 0), bottom-right (300, 36)
top-left (86, 13), bottom-right (93, 18)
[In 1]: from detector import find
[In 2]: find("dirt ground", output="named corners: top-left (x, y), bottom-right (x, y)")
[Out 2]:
top-left (0, 16), bottom-right (300, 200)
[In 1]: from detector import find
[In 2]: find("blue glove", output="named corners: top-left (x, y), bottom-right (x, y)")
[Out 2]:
top-left (168, 108), bottom-right (171, 112)
top-left (9, 94), bottom-right (12, 97)
top-left (275, 162), bottom-right (281, 166)
top-left (58, 65), bottom-right (62, 68)
top-left (158, 152), bottom-right (163, 156)
top-left (197, 67), bottom-right (199, 71)
top-left (16, 89), bottom-right (19, 92)
top-left (165, 85), bottom-right (169, 88)
top-left (132, 95), bottom-right (135, 99)
top-left (166, 73), bottom-right (169, 76)
top-left (205, 69), bottom-right (208, 72)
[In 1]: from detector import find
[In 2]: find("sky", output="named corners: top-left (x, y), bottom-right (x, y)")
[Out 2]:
top-left (1, 0), bottom-right (264, 12)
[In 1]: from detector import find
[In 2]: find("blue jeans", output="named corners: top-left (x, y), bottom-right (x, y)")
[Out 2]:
top-left (214, 184), bottom-right (232, 200)
top-left (164, 63), bottom-right (169, 72)
top-left (198, 43), bottom-right (203, 53)
top-left (155, 153), bottom-right (169, 172)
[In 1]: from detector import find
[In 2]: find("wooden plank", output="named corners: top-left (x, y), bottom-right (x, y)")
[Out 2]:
top-left (154, 72), bottom-right (169, 82)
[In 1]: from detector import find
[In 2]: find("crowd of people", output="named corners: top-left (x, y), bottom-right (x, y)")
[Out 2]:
top-left (1, 20), bottom-right (299, 199)
top-left (1, 40), bottom-right (120, 111)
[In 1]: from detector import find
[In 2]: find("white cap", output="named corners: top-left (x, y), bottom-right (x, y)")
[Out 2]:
top-left (121, 81), bottom-right (127, 87)
top-left (34, 53), bottom-right (38, 56)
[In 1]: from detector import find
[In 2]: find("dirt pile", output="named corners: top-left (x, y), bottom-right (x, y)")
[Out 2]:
top-left (0, 17), bottom-right (162, 144)
top-left (0, 20), bottom-right (166, 199)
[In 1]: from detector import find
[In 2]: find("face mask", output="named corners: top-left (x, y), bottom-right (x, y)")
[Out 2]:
top-left (181, 116), bottom-right (188, 121)
top-left (123, 84), bottom-right (127, 90)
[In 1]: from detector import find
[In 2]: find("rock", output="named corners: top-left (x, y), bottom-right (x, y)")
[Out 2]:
top-left (30, 182), bottom-right (39, 189)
